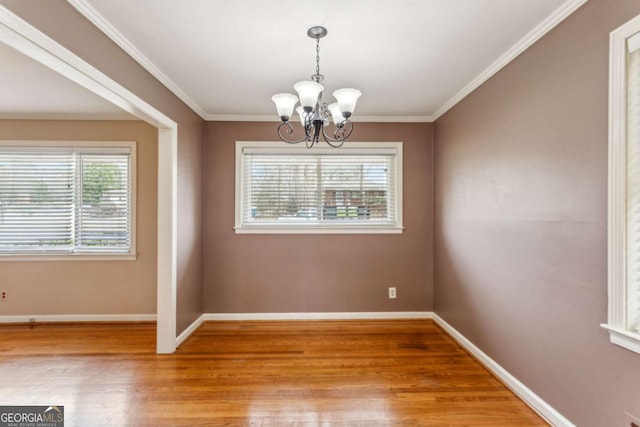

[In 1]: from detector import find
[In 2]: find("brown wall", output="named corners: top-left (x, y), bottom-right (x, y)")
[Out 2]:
top-left (0, 120), bottom-right (157, 315)
top-left (433, 1), bottom-right (640, 425)
top-left (203, 122), bottom-right (433, 313)
top-left (1, 0), bottom-right (204, 333)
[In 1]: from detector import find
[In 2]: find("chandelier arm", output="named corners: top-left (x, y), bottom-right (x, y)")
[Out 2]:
top-left (304, 115), bottom-right (315, 146)
top-left (335, 121), bottom-right (354, 140)
top-left (321, 121), bottom-right (354, 148)
top-left (322, 133), bottom-right (345, 148)
top-left (277, 121), bottom-right (309, 144)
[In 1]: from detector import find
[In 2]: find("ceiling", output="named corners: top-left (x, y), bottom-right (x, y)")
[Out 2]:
top-left (0, 40), bottom-right (134, 120)
top-left (71, 0), bottom-right (584, 122)
top-left (1, 0), bottom-right (586, 122)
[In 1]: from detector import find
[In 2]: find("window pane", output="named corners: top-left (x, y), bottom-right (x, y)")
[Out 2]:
top-left (242, 153), bottom-right (395, 225)
top-left (0, 151), bottom-right (74, 251)
top-left (0, 146), bottom-right (132, 255)
top-left (77, 154), bottom-right (131, 251)
top-left (627, 46), bottom-right (640, 333)
top-left (246, 156), bottom-right (319, 221)
top-left (320, 156), bottom-right (392, 221)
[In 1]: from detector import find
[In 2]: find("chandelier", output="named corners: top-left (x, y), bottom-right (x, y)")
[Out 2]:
top-left (271, 26), bottom-right (361, 148)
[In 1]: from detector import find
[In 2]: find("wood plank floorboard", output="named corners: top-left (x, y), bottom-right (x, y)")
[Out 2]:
top-left (0, 319), bottom-right (547, 426)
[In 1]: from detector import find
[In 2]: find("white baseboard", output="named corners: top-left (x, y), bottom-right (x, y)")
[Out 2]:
top-left (176, 314), bottom-right (205, 347)
top-left (202, 311), bottom-right (434, 321)
top-left (432, 314), bottom-right (574, 427)
top-left (0, 314), bottom-right (156, 323)
top-left (174, 312), bottom-right (433, 350)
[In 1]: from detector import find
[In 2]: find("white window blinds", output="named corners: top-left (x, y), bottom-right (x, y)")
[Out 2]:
top-left (0, 149), bottom-right (74, 250)
top-left (627, 41), bottom-right (640, 333)
top-left (76, 152), bottom-right (131, 252)
top-left (0, 146), bottom-right (132, 255)
top-left (236, 143), bottom-right (402, 233)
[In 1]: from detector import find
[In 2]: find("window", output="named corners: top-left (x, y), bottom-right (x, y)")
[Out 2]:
top-left (0, 141), bottom-right (136, 259)
top-left (235, 141), bottom-right (403, 234)
top-left (605, 16), bottom-right (640, 354)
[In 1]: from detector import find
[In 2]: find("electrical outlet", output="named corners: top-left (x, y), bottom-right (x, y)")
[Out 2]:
top-left (388, 287), bottom-right (396, 299)
top-left (626, 411), bottom-right (640, 427)
top-left (1, 291), bottom-right (6, 301)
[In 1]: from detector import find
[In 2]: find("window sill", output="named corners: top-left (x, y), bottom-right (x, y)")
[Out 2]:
top-left (600, 324), bottom-right (640, 354)
top-left (0, 253), bottom-right (138, 262)
top-left (234, 225), bottom-right (404, 235)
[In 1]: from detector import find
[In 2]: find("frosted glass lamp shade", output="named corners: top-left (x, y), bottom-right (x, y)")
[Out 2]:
top-left (294, 81), bottom-right (324, 110)
top-left (296, 106), bottom-right (307, 125)
top-left (272, 93), bottom-right (298, 121)
top-left (332, 88), bottom-right (361, 118)
top-left (328, 103), bottom-right (345, 125)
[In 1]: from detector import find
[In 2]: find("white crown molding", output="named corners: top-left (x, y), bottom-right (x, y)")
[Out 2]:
top-left (0, 314), bottom-right (156, 323)
top-left (67, 0), bottom-right (208, 120)
top-left (205, 114), bottom-right (279, 122)
top-left (431, 0), bottom-right (589, 120)
top-left (205, 114), bottom-right (434, 123)
top-left (353, 116), bottom-right (433, 123)
top-left (432, 314), bottom-right (575, 427)
top-left (0, 113), bottom-right (137, 121)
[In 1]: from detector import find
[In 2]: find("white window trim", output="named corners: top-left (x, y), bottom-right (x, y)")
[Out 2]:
top-left (604, 15), bottom-right (640, 354)
top-left (234, 141), bottom-right (404, 234)
top-left (0, 140), bottom-right (137, 261)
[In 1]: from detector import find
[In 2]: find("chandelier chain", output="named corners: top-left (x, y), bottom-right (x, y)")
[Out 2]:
top-left (315, 36), bottom-right (321, 78)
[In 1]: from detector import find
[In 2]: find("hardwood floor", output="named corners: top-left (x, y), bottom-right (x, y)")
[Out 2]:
top-left (0, 320), bottom-right (546, 426)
